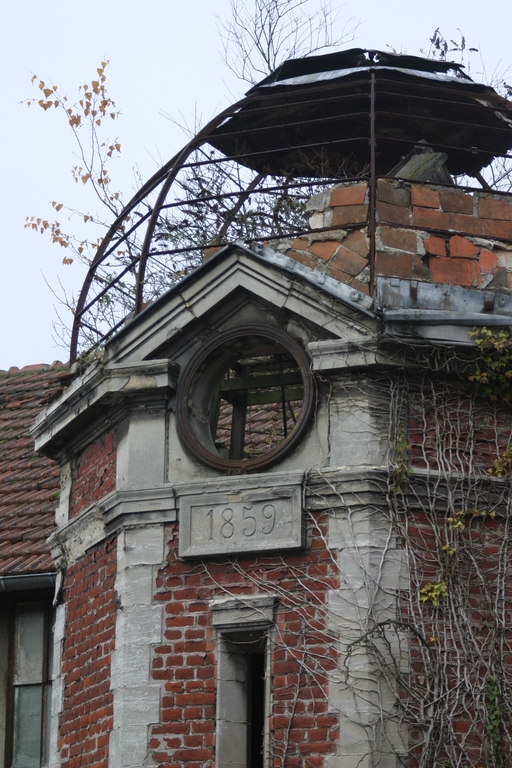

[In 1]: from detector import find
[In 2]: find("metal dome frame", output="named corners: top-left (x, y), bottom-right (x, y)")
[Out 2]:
top-left (69, 49), bottom-right (512, 363)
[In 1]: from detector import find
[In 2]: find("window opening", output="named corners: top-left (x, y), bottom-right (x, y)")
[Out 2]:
top-left (217, 630), bottom-right (268, 768)
top-left (10, 602), bottom-right (53, 768)
top-left (248, 651), bottom-right (265, 768)
top-left (176, 325), bottom-right (315, 472)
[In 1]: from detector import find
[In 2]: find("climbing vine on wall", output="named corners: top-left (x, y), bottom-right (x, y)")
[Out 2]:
top-left (469, 326), bottom-right (512, 404)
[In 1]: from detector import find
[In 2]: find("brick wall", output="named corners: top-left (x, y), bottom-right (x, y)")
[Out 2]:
top-left (59, 536), bottom-right (117, 768)
top-left (282, 181), bottom-right (371, 295)
top-left (399, 509), bottom-right (512, 766)
top-left (400, 375), bottom-right (512, 764)
top-left (376, 179), bottom-right (512, 288)
top-left (70, 430), bottom-right (117, 518)
top-left (407, 381), bottom-right (512, 474)
top-left (270, 179), bottom-right (512, 294)
top-left (150, 515), bottom-right (339, 768)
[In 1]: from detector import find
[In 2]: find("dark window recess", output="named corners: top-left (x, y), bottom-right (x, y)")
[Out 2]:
top-left (217, 630), bottom-right (268, 768)
top-left (7, 601), bottom-right (53, 768)
top-left (248, 652), bottom-right (266, 768)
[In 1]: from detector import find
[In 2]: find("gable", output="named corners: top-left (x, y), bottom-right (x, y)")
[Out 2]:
top-left (104, 244), bottom-right (377, 366)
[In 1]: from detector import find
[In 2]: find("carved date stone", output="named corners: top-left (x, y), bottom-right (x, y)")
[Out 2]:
top-left (176, 471), bottom-right (304, 558)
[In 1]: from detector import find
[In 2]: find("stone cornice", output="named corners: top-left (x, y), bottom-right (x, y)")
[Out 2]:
top-left (32, 359), bottom-right (179, 459)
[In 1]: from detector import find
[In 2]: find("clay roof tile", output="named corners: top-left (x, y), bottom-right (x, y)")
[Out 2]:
top-left (0, 363), bottom-right (68, 575)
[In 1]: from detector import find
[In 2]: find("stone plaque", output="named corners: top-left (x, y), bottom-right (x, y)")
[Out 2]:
top-left (176, 472), bottom-right (304, 558)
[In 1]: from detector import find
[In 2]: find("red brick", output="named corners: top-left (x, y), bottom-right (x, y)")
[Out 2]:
top-left (411, 185), bottom-right (440, 209)
top-left (478, 196), bottom-right (512, 221)
top-left (341, 229), bottom-right (369, 257)
top-left (329, 182), bottom-right (367, 207)
top-left (60, 539), bottom-right (116, 766)
top-left (375, 252), bottom-right (429, 279)
top-left (147, 515), bottom-right (341, 767)
top-left (70, 431), bottom-right (117, 519)
top-left (328, 248), bottom-right (367, 276)
top-left (424, 235), bottom-right (446, 257)
top-left (331, 204), bottom-right (369, 226)
top-left (308, 241), bottom-right (339, 261)
top-left (350, 278), bottom-right (370, 295)
top-left (377, 201), bottom-right (410, 226)
top-left (380, 227), bottom-right (417, 253)
top-left (325, 267), bottom-right (351, 283)
top-left (483, 218), bottom-right (512, 240)
top-left (438, 188), bottom-right (473, 214)
top-left (448, 213), bottom-right (484, 236)
top-left (479, 249), bottom-right (498, 272)
top-left (290, 238), bottom-right (309, 251)
top-left (377, 178), bottom-right (411, 207)
top-left (449, 235), bottom-right (479, 259)
top-left (412, 206), bottom-right (450, 230)
top-left (429, 257), bottom-right (480, 287)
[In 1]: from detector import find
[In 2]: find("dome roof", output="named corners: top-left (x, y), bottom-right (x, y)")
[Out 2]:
top-left (70, 49), bottom-right (512, 363)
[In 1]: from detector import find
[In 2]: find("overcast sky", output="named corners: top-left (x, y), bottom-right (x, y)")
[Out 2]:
top-left (1, 0), bottom-right (510, 369)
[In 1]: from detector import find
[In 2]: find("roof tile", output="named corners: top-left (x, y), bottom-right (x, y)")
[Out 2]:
top-left (0, 364), bottom-right (69, 575)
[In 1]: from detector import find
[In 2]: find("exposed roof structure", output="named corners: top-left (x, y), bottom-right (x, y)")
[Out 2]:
top-left (0, 363), bottom-right (69, 575)
top-left (210, 48), bottom-right (512, 177)
top-left (68, 49), bottom-right (512, 364)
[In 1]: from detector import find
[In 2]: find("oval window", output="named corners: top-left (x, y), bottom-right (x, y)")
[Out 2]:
top-left (176, 325), bottom-right (315, 471)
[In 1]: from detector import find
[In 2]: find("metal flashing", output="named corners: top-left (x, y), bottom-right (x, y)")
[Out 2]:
top-left (257, 65), bottom-right (472, 91)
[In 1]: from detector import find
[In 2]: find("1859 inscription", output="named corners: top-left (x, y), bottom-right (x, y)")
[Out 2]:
top-left (176, 474), bottom-right (304, 558)
top-left (206, 502), bottom-right (276, 540)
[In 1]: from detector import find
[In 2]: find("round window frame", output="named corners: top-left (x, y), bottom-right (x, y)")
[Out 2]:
top-left (176, 325), bottom-right (316, 472)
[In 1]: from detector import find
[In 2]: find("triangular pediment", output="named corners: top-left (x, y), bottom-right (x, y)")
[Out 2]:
top-left (104, 243), bottom-right (377, 367)
top-left (33, 244), bottom-right (379, 457)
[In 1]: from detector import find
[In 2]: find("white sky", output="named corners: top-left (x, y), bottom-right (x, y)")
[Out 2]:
top-left (1, 0), bottom-right (510, 369)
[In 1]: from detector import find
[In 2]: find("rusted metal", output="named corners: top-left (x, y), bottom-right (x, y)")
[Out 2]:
top-left (369, 71), bottom-right (376, 298)
top-left (175, 325), bottom-right (315, 473)
top-left (68, 48), bottom-right (512, 363)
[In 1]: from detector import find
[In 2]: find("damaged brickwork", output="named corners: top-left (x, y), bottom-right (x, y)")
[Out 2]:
top-left (270, 179), bottom-right (512, 295)
top-left (150, 515), bottom-right (340, 768)
top-left (69, 431), bottom-right (117, 519)
top-left (58, 536), bottom-right (117, 768)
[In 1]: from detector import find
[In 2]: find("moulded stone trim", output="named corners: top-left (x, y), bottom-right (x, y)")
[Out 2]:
top-left (308, 338), bottom-right (406, 372)
top-left (48, 487), bottom-right (177, 567)
top-left (32, 358), bottom-right (179, 457)
top-left (210, 594), bottom-right (278, 628)
top-left (48, 602), bottom-right (67, 768)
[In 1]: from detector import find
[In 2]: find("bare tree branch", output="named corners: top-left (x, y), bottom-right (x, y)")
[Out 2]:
top-left (216, 0), bottom-right (358, 85)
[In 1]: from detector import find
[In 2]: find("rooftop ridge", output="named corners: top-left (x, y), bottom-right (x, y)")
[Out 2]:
top-left (0, 361), bottom-right (68, 377)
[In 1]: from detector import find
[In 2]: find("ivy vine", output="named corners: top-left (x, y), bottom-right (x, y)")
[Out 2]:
top-left (469, 326), bottom-right (512, 404)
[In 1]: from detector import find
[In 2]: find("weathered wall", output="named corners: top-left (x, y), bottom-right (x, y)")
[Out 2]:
top-left (58, 537), bottom-right (117, 768)
top-left (42, 179), bottom-right (512, 768)
top-left (150, 515), bottom-right (340, 768)
top-left (376, 180), bottom-right (512, 288)
top-left (274, 179), bottom-right (512, 294)
top-left (69, 431), bottom-right (117, 519)
top-left (407, 378), bottom-right (512, 474)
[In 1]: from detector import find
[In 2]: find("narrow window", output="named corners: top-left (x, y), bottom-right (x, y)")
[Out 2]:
top-left (216, 630), bottom-right (267, 768)
top-left (248, 649), bottom-right (266, 768)
top-left (10, 602), bottom-right (53, 768)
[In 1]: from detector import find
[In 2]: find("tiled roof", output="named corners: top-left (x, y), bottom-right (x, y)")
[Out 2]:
top-left (0, 363), bottom-right (70, 575)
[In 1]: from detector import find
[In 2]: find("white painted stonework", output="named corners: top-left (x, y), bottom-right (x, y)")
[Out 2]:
top-left (110, 525), bottom-right (165, 768)
top-left (49, 603), bottom-right (66, 768)
top-left (327, 506), bottom-right (408, 768)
